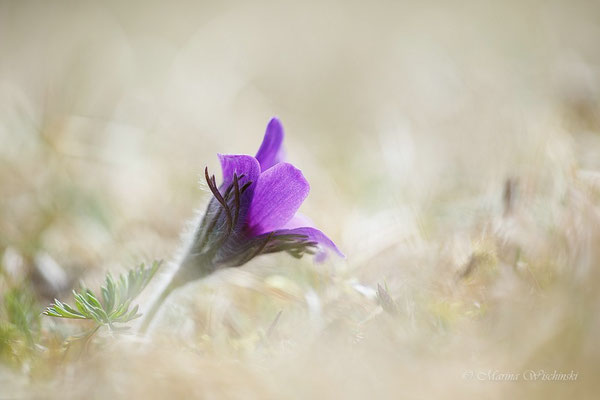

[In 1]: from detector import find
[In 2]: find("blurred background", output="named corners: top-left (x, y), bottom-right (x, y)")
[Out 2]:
top-left (1, 0), bottom-right (600, 398)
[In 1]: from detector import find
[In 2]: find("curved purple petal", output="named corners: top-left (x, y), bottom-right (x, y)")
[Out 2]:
top-left (247, 163), bottom-right (309, 235)
top-left (281, 213), bottom-right (314, 229)
top-left (218, 154), bottom-right (260, 188)
top-left (275, 226), bottom-right (345, 261)
top-left (255, 117), bottom-right (286, 171)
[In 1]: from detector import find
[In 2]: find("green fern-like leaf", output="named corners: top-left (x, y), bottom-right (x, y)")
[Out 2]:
top-left (43, 261), bottom-right (161, 330)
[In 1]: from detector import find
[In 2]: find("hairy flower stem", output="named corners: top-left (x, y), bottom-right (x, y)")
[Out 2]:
top-left (139, 253), bottom-right (215, 334)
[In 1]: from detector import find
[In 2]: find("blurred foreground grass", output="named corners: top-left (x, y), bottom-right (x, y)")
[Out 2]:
top-left (1, 0), bottom-right (600, 398)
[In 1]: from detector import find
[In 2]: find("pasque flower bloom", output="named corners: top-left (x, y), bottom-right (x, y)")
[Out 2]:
top-left (141, 118), bottom-right (342, 332)
top-left (198, 117), bottom-right (343, 267)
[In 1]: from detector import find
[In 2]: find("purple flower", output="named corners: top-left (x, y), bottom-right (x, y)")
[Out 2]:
top-left (140, 118), bottom-right (343, 332)
top-left (190, 118), bottom-right (343, 269)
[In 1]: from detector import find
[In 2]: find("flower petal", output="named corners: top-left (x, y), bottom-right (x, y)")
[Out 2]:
top-left (275, 226), bottom-right (345, 260)
top-left (247, 163), bottom-right (309, 234)
top-left (281, 213), bottom-right (314, 229)
top-left (218, 154), bottom-right (260, 188)
top-left (255, 117), bottom-right (286, 171)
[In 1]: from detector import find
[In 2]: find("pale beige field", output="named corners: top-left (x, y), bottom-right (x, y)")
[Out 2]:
top-left (1, 0), bottom-right (600, 399)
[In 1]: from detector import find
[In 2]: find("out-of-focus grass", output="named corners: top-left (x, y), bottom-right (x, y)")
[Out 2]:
top-left (2, 0), bottom-right (600, 398)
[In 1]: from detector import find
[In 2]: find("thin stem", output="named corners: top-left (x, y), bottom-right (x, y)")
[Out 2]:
top-left (138, 253), bottom-right (214, 334)
top-left (138, 282), bottom-right (174, 334)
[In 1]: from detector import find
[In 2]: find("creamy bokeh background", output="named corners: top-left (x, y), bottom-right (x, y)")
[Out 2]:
top-left (1, 1), bottom-right (600, 398)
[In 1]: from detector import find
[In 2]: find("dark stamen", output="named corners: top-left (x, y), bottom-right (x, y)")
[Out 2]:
top-left (232, 173), bottom-right (241, 226)
top-left (242, 232), bottom-right (273, 264)
top-left (205, 167), bottom-right (233, 233)
top-left (272, 233), bottom-right (309, 242)
top-left (240, 181), bottom-right (252, 194)
top-left (262, 237), bottom-right (317, 255)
